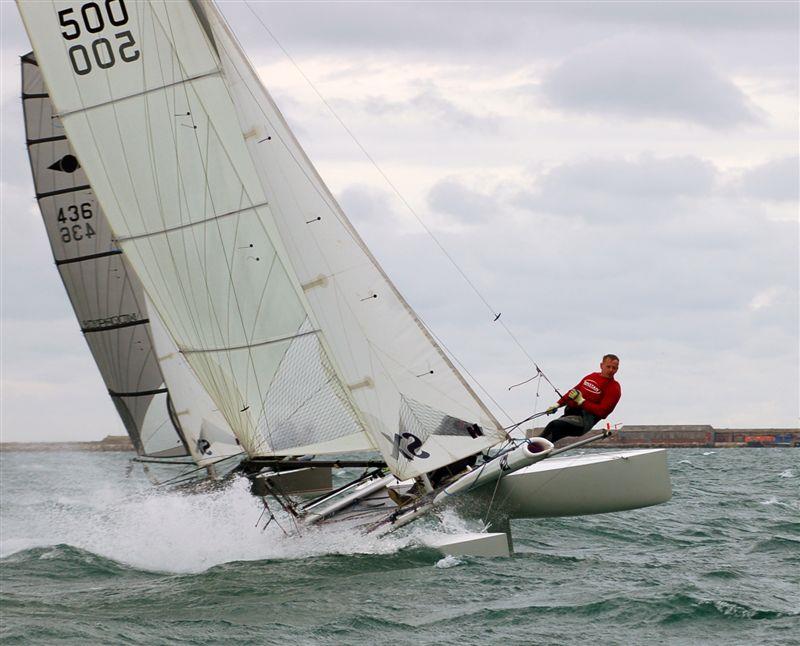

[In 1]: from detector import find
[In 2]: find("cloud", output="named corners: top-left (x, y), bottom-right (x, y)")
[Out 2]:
top-left (536, 2), bottom-right (799, 32)
top-left (218, 3), bottom-right (798, 62)
top-left (738, 155), bottom-right (799, 202)
top-left (748, 286), bottom-right (791, 312)
top-left (396, 159), bottom-right (796, 350)
top-left (515, 154), bottom-right (717, 221)
top-left (427, 178), bottom-right (499, 224)
top-left (338, 184), bottom-right (395, 224)
top-left (355, 85), bottom-right (498, 132)
top-left (541, 35), bottom-right (762, 128)
top-left (336, 183), bottom-right (422, 241)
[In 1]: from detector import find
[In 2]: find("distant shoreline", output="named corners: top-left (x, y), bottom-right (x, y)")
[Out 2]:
top-left (2, 425), bottom-right (798, 452)
top-left (0, 436), bottom-right (134, 453)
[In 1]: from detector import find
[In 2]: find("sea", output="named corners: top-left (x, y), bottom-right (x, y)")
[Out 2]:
top-left (1, 449), bottom-right (798, 645)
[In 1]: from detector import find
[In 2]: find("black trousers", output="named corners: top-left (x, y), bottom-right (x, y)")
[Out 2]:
top-left (541, 408), bottom-right (599, 443)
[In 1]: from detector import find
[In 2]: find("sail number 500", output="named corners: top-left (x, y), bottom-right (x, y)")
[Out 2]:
top-left (58, 0), bottom-right (140, 76)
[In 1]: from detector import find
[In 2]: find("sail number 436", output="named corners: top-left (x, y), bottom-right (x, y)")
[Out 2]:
top-left (58, 203), bottom-right (96, 243)
top-left (58, 0), bottom-right (140, 76)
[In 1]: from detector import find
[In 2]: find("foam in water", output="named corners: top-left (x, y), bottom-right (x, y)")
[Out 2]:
top-left (435, 554), bottom-right (464, 569)
top-left (2, 468), bottom-right (480, 573)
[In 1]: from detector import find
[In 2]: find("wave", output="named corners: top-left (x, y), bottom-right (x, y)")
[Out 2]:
top-left (700, 569), bottom-right (742, 580)
top-left (658, 594), bottom-right (795, 623)
top-left (749, 535), bottom-right (800, 555)
top-left (412, 591), bottom-right (797, 627)
top-left (759, 496), bottom-right (800, 511)
top-left (771, 521), bottom-right (800, 535)
top-left (0, 544), bottom-right (135, 581)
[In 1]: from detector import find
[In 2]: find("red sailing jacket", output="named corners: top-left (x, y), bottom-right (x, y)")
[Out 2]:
top-left (558, 372), bottom-right (621, 419)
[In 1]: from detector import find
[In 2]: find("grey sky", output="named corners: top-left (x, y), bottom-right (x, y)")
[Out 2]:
top-left (1, 1), bottom-right (797, 442)
top-left (541, 35), bottom-right (762, 128)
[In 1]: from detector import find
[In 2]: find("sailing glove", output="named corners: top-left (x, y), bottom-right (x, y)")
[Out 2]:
top-left (545, 404), bottom-right (560, 415)
top-left (567, 389), bottom-right (585, 405)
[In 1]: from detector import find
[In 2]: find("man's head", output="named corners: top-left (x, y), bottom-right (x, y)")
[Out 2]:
top-left (600, 354), bottom-right (619, 378)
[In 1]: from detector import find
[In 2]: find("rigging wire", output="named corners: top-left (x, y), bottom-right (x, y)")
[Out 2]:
top-left (150, 452), bottom-right (244, 488)
top-left (239, 2), bottom-right (562, 403)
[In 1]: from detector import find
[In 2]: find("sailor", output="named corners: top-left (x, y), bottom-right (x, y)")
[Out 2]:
top-left (540, 354), bottom-right (621, 443)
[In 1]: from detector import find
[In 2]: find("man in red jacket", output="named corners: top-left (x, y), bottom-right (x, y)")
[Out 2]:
top-left (540, 354), bottom-right (621, 443)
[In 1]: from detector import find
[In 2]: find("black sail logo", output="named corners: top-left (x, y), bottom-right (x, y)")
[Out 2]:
top-left (48, 154), bottom-right (80, 173)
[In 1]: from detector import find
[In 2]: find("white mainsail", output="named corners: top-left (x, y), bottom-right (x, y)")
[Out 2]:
top-left (21, 51), bottom-right (184, 458)
top-left (21, 51), bottom-right (241, 465)
top-left (17, 0), bottom-right (506, 478)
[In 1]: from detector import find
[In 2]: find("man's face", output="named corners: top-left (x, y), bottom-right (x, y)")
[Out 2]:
top-left (600, 358), bottom-right (619, 378)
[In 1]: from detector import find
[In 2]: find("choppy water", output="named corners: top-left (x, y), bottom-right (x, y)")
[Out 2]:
top-left (1, 449), bottom-right (798, 645)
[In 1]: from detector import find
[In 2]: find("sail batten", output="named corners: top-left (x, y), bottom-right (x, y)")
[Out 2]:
top-left (109, 388), bottom-right (169, 398)
top-left (36, 184), bottom-right (92, 199)
top-left (56, 70), bottom-right (223, 120)
top-left (181, 328), bottom-right (321, 354)
top-left (55, 249), bottom-right (123, 266)
top-left (82, 318), bottom-right (149, 334)
top-left (115, 200), bottom-right (270, 243)
top-left (27, 134), bottom-right (68, 144)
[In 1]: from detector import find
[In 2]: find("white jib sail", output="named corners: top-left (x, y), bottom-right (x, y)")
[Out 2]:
top-left (146, 295), bottom-right (243, 462)
top-left (17, 0), bottom-right (506, 478)
top-left (21, 51), bottom-right (241, 466)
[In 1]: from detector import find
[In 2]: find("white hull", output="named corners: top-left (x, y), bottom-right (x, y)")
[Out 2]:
top-left (495, 449), bottom-right (672, 518)
top-left (293, 447), bottom-right (672, 557)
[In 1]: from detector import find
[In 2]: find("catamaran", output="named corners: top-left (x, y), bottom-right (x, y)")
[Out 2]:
top-left (17, 0), bottom-right (671, 556)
